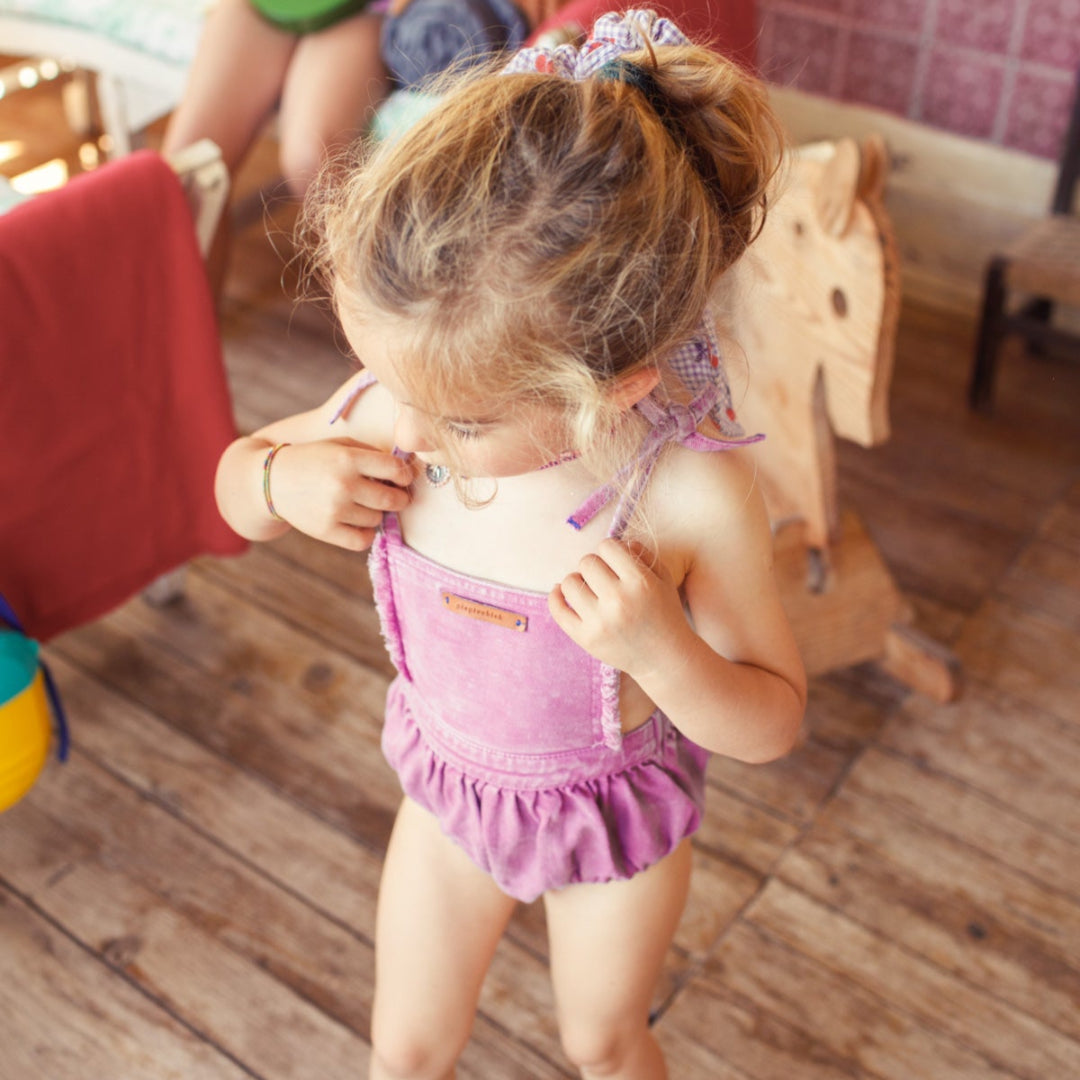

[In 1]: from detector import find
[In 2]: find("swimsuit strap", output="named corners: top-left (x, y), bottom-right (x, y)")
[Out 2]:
top-left (567, 384), bottom-right (764, 537)
top-left (329, 369), bottom-right (378, 425)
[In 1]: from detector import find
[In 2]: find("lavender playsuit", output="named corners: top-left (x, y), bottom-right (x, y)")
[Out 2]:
top-left (352, 350), bottom-right (762, 902)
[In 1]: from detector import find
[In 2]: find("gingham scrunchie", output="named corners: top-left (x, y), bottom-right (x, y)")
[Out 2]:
top-left (501, 9), bottom-right (691, 79)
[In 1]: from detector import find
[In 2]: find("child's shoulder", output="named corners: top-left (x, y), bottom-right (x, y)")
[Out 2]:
top-left (646, 441), bottom-right (770, 561)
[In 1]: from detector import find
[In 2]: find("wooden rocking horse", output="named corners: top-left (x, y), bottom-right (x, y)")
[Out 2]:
top-left (729, 136), bottom-right (962, 702)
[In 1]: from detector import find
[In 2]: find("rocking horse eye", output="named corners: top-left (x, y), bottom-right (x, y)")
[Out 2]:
top-left (832, 288), bottom-right (848, 317)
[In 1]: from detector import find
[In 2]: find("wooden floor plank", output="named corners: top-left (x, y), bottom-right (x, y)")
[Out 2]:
top-left (652, 1022), bottom-right (759, 1080)
top-left (1038, 479), bottom-right (1080, 551)
top-left (698, 921), bottom-right (1022, 1080)
top-left (692, 785), bottom-right (800, 876)
top-left (54, 578), bottom-right (402, 850)
top-left (0, 887), bottom-right (252, 1080)
top-left (776, 798), bottom-right (1080, 1040)
top-left (995, 536), bottom-right (1080, 630)
top-left (706, 735), bottom-right (852, 826)
top-left (193, 546), bottom-right (390, 675)
top-left (24, 858), bottom-right (372, 1080)
top-left (746, 879), bottom-right (1080, 1080)
top-left (45, 652), bottom-right (384, 940)
top-left (880, 683), bottom-right (1080, 841)
top-left (845, 746), bottom-right (1080, 897)
top-left (2, 754), bottom-right (378, 1039)
top-left (657, 974), bottom-right (863, 1080)
top-left (952, 596), bottom-right (1080, 723)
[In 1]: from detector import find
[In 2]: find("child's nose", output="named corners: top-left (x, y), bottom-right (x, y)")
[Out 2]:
top-left (393, 406), bottom-right (437, 454)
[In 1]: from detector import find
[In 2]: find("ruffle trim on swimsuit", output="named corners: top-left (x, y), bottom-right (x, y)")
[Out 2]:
top-left (367, 527), bottom-right (411, 681)
top-left (598, 663), bottom-right (622, 752)
top-left (382, 684), bottom-right (709, 902)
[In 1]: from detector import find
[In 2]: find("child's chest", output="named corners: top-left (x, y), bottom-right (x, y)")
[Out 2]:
top-left (396, 464), bottom-right (614, 594)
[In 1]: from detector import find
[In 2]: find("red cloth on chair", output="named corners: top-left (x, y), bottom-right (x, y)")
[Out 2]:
top-left (0, 150), bottom-right (247, 642)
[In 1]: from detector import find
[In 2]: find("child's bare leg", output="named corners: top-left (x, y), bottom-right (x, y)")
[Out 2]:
top-left (544, 840), bottom-right (692, 1079)
top-left (278, 12), bottom-right (388, 198)
top-left (371, 797), bottom-right (518, 1080)
top-left (161, 0), bottom-right (295, 172)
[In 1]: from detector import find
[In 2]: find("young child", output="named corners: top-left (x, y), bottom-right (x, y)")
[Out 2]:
top-left (215, 11), bottom-right (806, 1077)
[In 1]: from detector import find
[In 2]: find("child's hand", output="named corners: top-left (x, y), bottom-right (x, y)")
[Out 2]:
top-left (548, 538), bottom-right (692, 676)
top-left (268, 438), bottom-right (413, 551)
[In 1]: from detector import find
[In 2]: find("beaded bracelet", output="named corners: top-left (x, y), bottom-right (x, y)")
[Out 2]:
top-left (262, 442), bottom-right (290, 521)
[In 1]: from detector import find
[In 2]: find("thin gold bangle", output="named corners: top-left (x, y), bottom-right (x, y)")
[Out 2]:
top-left (262, 443), bottom-right (290, 521)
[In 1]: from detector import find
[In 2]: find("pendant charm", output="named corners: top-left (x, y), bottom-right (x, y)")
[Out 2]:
top-left (424, 463), bottom-right (451, 488)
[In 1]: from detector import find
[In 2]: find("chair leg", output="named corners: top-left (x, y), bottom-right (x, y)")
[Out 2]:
top-left (969, 257), bottom-right (1008, 411)
top-left (1019, 297), bottom-right (1053, 358)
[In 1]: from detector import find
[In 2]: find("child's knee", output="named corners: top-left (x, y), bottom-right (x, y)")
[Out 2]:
top-left (370, 1038), bottom-right (449, 1080)
top-left (278, 135), bottom-right (324, 200)
top-left (371, 1015), bottom-right (469, 1079)
top-left (559, 1017), bottom-right (642, 1076)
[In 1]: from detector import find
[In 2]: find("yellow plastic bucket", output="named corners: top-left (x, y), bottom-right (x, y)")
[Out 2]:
top-left (0, 631), bottom-right (52, 813)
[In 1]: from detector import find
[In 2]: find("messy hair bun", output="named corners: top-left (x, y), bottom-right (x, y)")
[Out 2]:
top-left (304, 19), bottom-right (784, 478)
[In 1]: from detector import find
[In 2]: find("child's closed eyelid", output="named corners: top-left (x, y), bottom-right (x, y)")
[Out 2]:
top-left (449, 427), bottom-right (482, 441)
top-left (443, 421), bottom-right (487, 440)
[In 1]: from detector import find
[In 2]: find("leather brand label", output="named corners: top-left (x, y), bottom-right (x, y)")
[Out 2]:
top-left (442, 592), bottom-right (528, 632)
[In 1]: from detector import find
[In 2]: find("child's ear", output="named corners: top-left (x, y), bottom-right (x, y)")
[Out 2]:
top-left (610, 367), bottom-right (661, 411)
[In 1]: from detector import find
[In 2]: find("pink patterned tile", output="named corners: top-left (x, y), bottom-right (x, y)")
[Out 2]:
top-left (763, 0), bottom-right (855, 13)
top-left (920, 48), bottom-right (1006, 138)
top-left (851, 0), bottom-right (928, 36)
top-left (1003, 66), bottom-right (1075, 158)
top-left (759, 10), bottom-right (844, 95)
top-left (936, 0), bottom-right (1017, 54)
top-left (842, 29), bottom-right (920, 114)
top-left (1021, 0), bottom-right (1080, 71)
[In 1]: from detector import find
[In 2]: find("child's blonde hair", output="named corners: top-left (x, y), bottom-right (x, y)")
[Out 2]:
top-left (305, 21), bottom-right (784, 477)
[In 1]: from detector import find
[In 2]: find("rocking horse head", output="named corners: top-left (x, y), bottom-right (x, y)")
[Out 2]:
top-left (725, 135), bottom-right (900, 551)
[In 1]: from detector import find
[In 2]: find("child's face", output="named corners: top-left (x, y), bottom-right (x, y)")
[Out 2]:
top-left (341, 303), bottom-right (571, 479)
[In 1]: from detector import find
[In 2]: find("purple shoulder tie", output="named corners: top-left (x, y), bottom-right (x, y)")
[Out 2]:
top-left (567, 383), bottom-right (763, 535)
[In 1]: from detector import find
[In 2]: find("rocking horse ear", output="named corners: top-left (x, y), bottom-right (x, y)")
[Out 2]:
top-left (814, 137), bottom-right (861, 238)
top-left (856, 133), bottom-right (889, 205)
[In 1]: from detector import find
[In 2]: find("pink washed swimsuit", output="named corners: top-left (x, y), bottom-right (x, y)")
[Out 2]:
top-left (340, 345), bottom-right (762, 902)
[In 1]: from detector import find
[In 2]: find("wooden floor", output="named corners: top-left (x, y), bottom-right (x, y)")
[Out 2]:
top-left (3, 72), bottom-right (1080, 1079)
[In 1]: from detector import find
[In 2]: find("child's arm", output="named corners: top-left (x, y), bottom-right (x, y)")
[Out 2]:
top-left (549, 450), bottom-right (806, 764)
top-left (215, 373), bottom-right (413, 550)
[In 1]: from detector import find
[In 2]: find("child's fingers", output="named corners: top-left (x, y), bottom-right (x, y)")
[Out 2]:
top-left (348, 446), bottom-right (415, 488)
top-left (593, 537), bottom-right (660, 580)
top-left (326, 523), bottom-right (379, 553)
top-left (558, 571), bottom-right (599, 609)
top-left (574, 551), bottom-right (621, 593)
top-left (349, 473), bottom-right (411, 512)
top-left (339, 501), bottom-right (388, 531)
top-left (548, 583), bottom-right (583, 631)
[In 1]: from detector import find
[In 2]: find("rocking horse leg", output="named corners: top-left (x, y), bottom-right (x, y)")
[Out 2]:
top-left (880, 622), bottom-right (963, 703)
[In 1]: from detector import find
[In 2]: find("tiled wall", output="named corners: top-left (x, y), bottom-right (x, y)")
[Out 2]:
top-left (756, 0), bottom-right (1078, 159)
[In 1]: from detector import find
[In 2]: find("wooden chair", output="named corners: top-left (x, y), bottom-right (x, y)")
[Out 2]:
top-left (969, 65), bottom-right (1080, 411)
top-left (732, 136), bottom-right (962, 702)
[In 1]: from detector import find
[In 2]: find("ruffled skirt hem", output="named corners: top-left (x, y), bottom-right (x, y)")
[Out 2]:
top-left (382, 688), bottom-right (709, 903)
